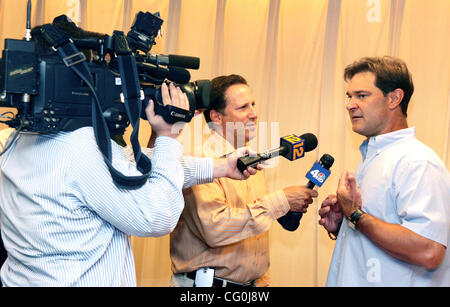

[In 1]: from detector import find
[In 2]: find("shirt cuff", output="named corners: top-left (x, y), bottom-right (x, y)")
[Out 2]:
top-left (263, 189), bottom-right (291, 220)
top-left (181, 156), bottom-right (214, 188)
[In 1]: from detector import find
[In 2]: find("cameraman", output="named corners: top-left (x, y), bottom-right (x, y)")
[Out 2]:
top-left (0, 27), bottom-right (257, 287)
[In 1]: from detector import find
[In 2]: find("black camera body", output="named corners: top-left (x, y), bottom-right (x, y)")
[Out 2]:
top-left (0, 38), bottom-right (127, 134)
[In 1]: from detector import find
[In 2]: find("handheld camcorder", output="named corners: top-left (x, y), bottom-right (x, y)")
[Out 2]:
top-left (0, 3), bottom-right (210, 188)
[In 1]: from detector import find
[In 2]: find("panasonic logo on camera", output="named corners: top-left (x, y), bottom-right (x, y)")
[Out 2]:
top-left (72, 91), bottom-right (89, 96)
top-left (9, 67), bottom-right (34, 76)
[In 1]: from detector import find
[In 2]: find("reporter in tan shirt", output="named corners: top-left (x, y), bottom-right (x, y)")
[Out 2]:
top-left (169, 75), bottom-right (318, 287)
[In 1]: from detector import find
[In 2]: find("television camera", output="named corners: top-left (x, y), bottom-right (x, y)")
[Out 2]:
top-left (0, 2), bottom-right (210, 188)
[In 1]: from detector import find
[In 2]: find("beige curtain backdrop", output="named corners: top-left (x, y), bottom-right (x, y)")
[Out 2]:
top-left (0, 0), bottom-right (449, 286)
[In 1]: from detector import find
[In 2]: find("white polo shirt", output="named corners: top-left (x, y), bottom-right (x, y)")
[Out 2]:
top-left (327, 127), bottom-right (450, 286)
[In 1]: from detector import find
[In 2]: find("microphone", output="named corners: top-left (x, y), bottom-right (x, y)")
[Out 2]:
top-left (136, 62), bottom-right (191, 84)
top-left (237, 133), bottom-right (318, 173)
top-left (278, 153), bottom-right (335, 232)
top-left (166, 66), bottom-right (191, 84)
top-left (306, 153), bottom-right (334, 189)
top-left (147, 54), bottom-right (200, 70)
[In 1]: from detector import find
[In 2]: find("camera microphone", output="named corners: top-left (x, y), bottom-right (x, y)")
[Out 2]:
top-left (147, 54), bottom-right (200, 70)
top-left (166, 66), bottom-right (191, 84)
top-left (237, 133), bottom-right (318, 173)
top-left (278, 153), bottom-right (335, 232)
top-left (135, 62), bottom-right (191, 84)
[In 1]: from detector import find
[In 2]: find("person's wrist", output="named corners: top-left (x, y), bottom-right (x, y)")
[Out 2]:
top-left (348, 208), bottom-right (366, 227)
top-left (342, 203), bottom-right (358, 219)
top-left (159, 134), bottom-right (178, 139)
top-left (154, 129), bottom-right (178, 139)
top-left (152, 121), bottom-right (185, 139)
top-left (325, 220), bottom-right (342, 240)
top-left (213, 158), bottom-right (228, 178)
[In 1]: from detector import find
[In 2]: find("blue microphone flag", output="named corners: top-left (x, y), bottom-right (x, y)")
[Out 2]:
top-left (305, 162), bottom-right (331, 187)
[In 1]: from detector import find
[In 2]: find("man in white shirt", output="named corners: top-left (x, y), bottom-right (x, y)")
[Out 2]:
top-left (319, 56), bottom-right (450, 286)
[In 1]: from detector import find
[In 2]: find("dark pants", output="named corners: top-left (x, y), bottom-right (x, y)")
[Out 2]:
top-left (0, 236), bottom-right (6, 286)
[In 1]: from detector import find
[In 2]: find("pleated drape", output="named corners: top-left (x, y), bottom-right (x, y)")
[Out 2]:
top-left (0, 0), bottom-right (448, 286)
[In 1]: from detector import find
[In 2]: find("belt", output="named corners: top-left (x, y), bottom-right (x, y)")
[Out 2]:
top-left (185, 271), bottom-right (255, 287)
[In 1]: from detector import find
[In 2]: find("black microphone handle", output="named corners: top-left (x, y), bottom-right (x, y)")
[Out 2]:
top-left (277, 211), bottom-right (303, 232)
top-left (277, 165), bottom-right (318, 232)
top-left (237, 146), bottom-right (288, 173)
top-left (306, 181), bottom-right (315, 189)
top-left (279, 153), bottom-right (335, 232)
top-left (280, 180), bottom-right (318, 233)
top-left (237, 155), bottom-right (262, 173)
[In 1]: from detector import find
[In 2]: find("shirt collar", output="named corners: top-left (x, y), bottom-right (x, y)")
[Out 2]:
top-left (202, 129), bottom-right (237, 158)
top-left (359, 127), bottom-right (416, 160)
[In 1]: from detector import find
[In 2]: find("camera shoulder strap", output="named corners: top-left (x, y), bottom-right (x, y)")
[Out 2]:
top-left (40, 24), bottom-right (151, 188)
top-left (113, 31), bottom-right (152, 177)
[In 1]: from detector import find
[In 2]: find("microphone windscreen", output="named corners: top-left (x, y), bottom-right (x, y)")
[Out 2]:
top-left (300, 133), bottom-right (318, 152)
top-left (320, 153), bottom-right (335, 169)
top-left (168, 55), bottom-right (200, 69)
top-left (277, 211), bottom-right (303, 231)
top-left (167, 66), bottom-right (191, 84)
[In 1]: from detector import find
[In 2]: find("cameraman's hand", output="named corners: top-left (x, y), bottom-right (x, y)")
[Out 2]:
top-left (145, 82), bottom-right (189, 139)
top-left (282, 186), bottom-right (318, 213)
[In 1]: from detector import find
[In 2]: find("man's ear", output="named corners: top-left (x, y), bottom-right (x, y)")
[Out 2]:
top-left (209, 109), bottom-right (223, 124)
top-left (387, 88), bottom-right (404, 110)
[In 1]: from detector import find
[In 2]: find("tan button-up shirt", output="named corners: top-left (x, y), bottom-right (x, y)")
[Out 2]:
top-left (170, 131), bottom-right (290, 286)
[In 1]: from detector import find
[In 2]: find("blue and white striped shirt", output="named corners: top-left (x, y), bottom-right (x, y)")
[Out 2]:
top-left (0, 127), bottom-right (213, 286)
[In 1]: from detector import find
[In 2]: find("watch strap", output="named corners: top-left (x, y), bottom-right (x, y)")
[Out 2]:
top-left (349, 208), bottom-right (366, 226)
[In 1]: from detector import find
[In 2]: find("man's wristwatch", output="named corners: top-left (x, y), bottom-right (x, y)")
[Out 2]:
top-left (348, 208), bottom-right (366, 227)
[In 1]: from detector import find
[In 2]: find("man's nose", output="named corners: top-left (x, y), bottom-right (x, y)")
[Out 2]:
top-left (248, 105), bottom-right (257, 119)
top-left (346, 98), bottom-right (358, 111)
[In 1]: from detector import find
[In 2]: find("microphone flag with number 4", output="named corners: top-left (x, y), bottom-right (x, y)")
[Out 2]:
top-left (305, 162), bottom-right (331, 187)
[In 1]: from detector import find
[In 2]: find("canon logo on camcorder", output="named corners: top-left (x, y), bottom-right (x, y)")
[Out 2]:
top-left (170, 111), bottom-right (186, 119)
